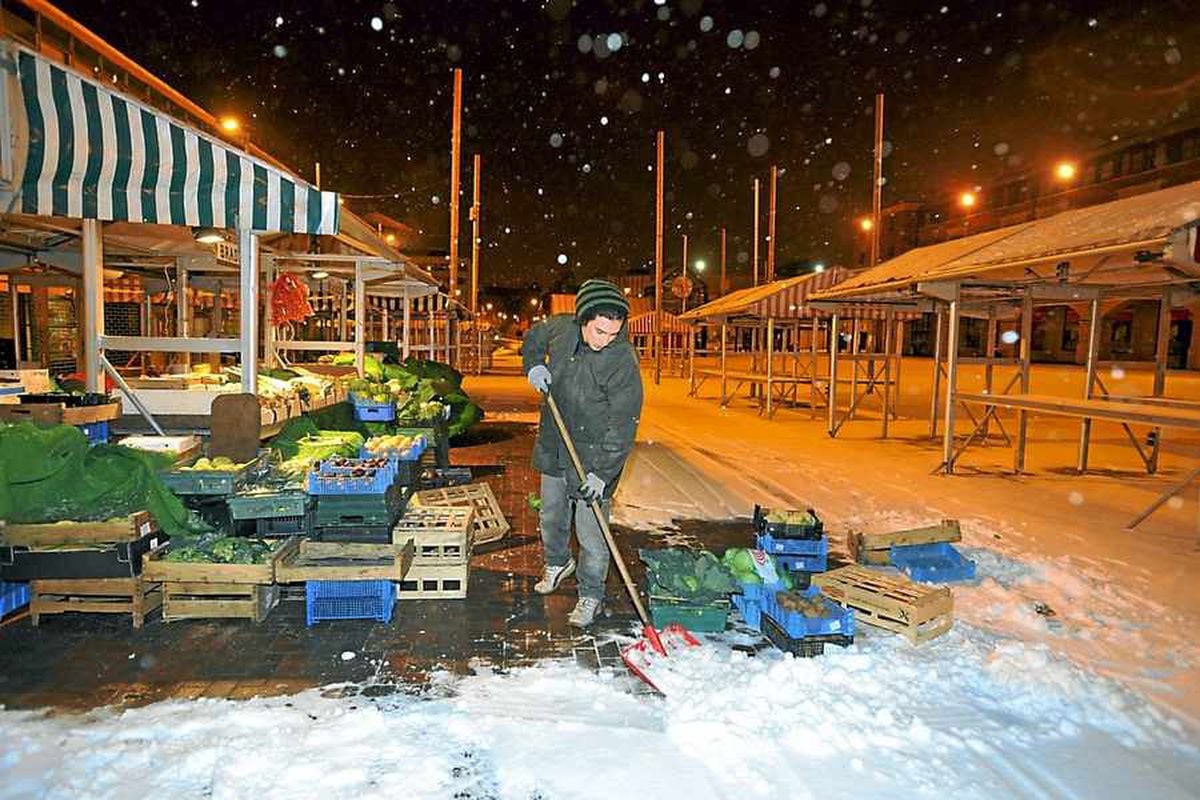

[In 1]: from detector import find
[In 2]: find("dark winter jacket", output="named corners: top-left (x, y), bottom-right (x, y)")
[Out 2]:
top-left (521, 314), bottom-right (644, 497)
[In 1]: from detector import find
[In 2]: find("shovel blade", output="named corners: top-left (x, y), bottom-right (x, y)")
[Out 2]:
top-left (620, 623), bottom-right (702, 695)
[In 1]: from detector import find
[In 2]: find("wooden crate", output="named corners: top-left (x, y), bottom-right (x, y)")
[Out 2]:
top-left (411, 483), bottom-right (508, 545)
top-left (142, 537), bottom-right (297, 584)
top-left (0, 401), bottom-right (120, 426)
top-left (850, 520), bottom-right (961, 566)
top-left (392, 505), bottom-right (474, 566)
top-left (396, 561), bottom-right (469, 600)
top-left (1, 511), bottom-right (157, 548)
top-left (275, 538), bottom-right (414, 582)
top-left (162, 581), bottom-right (280, 623)
top-left (812, 565), bottom-right (953, 645)
top-left (30, 576), bottom-right (161, 628)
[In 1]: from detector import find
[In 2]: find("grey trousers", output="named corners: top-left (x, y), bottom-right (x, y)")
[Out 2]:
top-left (539, 472), bottom-right (611, 600)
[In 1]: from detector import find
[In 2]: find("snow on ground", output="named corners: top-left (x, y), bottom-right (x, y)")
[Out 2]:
top-left (4, 366), bottom-right (1200, 798)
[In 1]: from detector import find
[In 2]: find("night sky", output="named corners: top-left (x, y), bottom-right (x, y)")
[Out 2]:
top-left (57, 1), bottom-right (1200, 289)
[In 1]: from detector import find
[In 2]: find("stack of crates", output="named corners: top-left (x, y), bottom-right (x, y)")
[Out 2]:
top-left (308, 458), bottom-right (408, 544)
top-left (760, 585), bottom-right (855, 657)
top-left (753, 505), bottom-right (828, 583)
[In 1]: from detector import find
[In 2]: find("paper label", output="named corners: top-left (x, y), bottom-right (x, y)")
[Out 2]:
top-left (750, 549), bottom-right (780, 584)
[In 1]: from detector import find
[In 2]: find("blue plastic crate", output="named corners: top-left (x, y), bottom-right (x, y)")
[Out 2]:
top-left (757, 533), bottom-right (828, 573)
top-left (1, 581), bottom-right (30, 617)
top-left (732, 580), bottom-right (783, 631)
top-left (307, 465), bottom-right (394, 495)
top-left (890, 542), bottom-right (977, 583)
top-left (78, 420), bottom-right (109, 445)
top-left (318, 457), bottom-right (398, 484)
top-left (351, 393), bottom-right (395, 422)
top-left (763, 586), bottom-right (855, 639)
top-left (305, 580), bottom-right (395, 625)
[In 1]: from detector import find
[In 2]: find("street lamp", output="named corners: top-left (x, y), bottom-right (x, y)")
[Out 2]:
top-left (858, 217), bottom-right (874, 232)
top-left (694, 259), bottom-right (706, 273)
top-left (959, 191), bottom-right (978, 210)
top-left (219, 115), bottom-right (240, 133)
top-left (1054, 161), bottom-right (1078, 182)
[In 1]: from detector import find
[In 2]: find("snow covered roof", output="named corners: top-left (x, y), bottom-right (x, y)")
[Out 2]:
top-left (813, 179), bottom-right (1200, 301)
top-left (627, 311), bottom-right (688, 334)
top-left (679, 268), bottom-right (848, 321)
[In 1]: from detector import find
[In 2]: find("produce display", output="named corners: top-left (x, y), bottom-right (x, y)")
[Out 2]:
top-left (176, 456), bottom-right (253, 472)
top-left (639, 548), bottom-right (737, 603)
top-left (722, 548), bottom-right (795, 589)
top-left (774, 588), bottom-right (833, 617)
top-left (330, 355), bottom-right (482, 436)
top-left (363, 433), bottom-right (426, 456)
top-left (765, 509), bottom-right (819, 526)
top-left (164, 534), bottom-right (273, 564)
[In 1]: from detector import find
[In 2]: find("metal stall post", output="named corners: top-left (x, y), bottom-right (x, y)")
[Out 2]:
top-left (262, 257), bottom-right (276, 369)
top-left (1149, 288), bottom-right (1172, 474)
top-left (354, 261), bottom-right (366, 377)
top-left (765, 316), bottom-right (775, 417)
top-left (929, 306), bottom-right (944, 438)
top-left (849, 318), bottom-right (860, 419)
top-left (882, 308), bottom-right (894, 438)
top-left (893, 317), bottom-right (905, 420)
top-left (1076, 294), bottom-right (1102, 473)
top-left (238, 229), bottom-right (260, 393)
top-left (827, 314), bottom-right (840, 435)
top-left (982, 305), bottom-right (997, 438)
top-left (720, 321), bottom-right (728, 406)
top-left (176, 262), bottom-right (190, 371)
top-left (81, 219), bottom-right (104, 392)
top-left (941, 287), bottom-right (962, 473)
top-left (1015, 289), bottom-right (1034, 473)
top-left (402, 288), bottom-right (412, 360)
top-left (810, 317), bottom-right (820, 418)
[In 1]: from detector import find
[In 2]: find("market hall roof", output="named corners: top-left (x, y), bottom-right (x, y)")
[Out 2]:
top-left (811, 179), bottom-right (1200, 303)
top-left (4, 44), bottom-right (339, 236)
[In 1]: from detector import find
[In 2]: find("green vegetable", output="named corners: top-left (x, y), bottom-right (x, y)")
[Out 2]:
top-left (639, 548), bottom-right (737, 602)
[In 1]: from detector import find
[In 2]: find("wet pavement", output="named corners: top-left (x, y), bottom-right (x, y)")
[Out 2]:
top-left (0, 420), bottom-right (761, 712)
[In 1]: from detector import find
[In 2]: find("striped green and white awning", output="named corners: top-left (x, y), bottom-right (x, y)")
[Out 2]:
top-left (12, 47), bottom-right (339, 235)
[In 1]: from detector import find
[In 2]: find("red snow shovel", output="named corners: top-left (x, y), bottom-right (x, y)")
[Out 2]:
top-left (543, 392), bottom-right (701, 693)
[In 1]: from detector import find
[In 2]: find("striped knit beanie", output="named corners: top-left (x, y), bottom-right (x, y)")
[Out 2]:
top-left (574, 279), bottom-right (629, 321)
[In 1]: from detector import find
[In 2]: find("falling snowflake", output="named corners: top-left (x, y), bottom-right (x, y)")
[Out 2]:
top-left (370, 16), bottom-right (383, 31)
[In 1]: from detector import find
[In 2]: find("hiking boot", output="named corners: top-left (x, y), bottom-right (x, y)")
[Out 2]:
top-left (567, 597), bottom-right (603, 628)
top-left (534, 558), bottom-right (576, 594)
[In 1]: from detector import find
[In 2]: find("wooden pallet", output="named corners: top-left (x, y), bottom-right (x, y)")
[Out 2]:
top-left (396, 561), bottom-right (469, 600)
top-left (850, 520), bottom-right (961, 566)
top-left (162, 581), bottom-right (280, 623)
top-left (0, 511), bottom-right (157, 548)
top-left (392, 505), bottom-right (474, 565)
top-left (411, 483), bottom-right (508, 545)
top-left (30, 576), bottom-right (161, 628)
top-left (812, 565), bottom-right (953, 645)
top-left (142, 537), bottom-right (297, 584)
top-left (0, 401), bottom-right (120, 426)
top-left (275, 538), bottom-right (414, 582)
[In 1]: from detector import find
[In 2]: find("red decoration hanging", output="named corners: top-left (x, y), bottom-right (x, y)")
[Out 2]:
top-left (270, 272), bottom-right (314, 326)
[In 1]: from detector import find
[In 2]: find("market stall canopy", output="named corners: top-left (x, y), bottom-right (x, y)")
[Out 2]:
top-left (627, 311), bottom-right (688, 335)
top-left (812, 179), bottom-right (1200, 303)
top-left (679, 268), bottom-right (914, 321)
top-left (2, 44), bottom-right (339, 236)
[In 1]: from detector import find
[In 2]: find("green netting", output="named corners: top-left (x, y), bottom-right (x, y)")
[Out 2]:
top-left (0, 422), bottom-right (208, 537)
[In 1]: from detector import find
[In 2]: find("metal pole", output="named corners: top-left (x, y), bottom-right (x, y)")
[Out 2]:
top-left (1015, 290), bottom-right (1034, 473)
top-left (81, 219), bottom-right (103, 392)
top-left (983, 305), bottom-right (997, 438)
top-left (9, 280), bottom-right (21, 364)
top-left (929, 306), bottom-right (944, 438)
top-left (101, 354), bottom-right (164, 435)
top-left (338, 280), bottom-right (347, 342)
top-left (870, 92), bottom-right (884, 268)
top-left (882, 308), bottom-right (894, 438)
top-left (752, 178), bottom-right (761, 286)
top-left (655, 130), bottom-right (664, 386)
top-left (720, 226), bottom-right (727, 296)
top-left (471, 153), bottom-right (482, 318)
top-left (238, 228), bottom-right (259, 394)
top-left (766, 316), bottom-right (775, 417)
top-left (720, 321), bottom-right (728, 405)
top-left (262, 258), bottom-right (275, 368)
top-left (402, 288), bottom-right (411, 360)
top-left (354, 261), bottom-right (366, 376)
top-left (767, 165), bottom-right (778, 283)
top-left (849, 318), bottom-right (861, 418)
top-left (175, 262), bottom-right (190, 371)
top-left (449, 68), bottom-right (463, 301)
top-left (1149, 288), bottom-right (1172, 473)
top-left (827, 314), bottom-right (840, 435)
top-left (1076, 295), bottom-right (1101, 473)
top-left (942, 288), bottom-right (962, 473)
top-left (810, 317), bottom-right (819, 417)
top-left (893, 319), bottom-right (905, 419)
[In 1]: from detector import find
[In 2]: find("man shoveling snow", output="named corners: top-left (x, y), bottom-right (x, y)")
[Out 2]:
top-left (522, 279), bottom-right (643, 627)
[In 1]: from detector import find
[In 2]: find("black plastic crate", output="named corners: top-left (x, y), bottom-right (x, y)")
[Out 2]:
top-left (0, 530), bottom-right (167, 580)
top-left (753, 504), bottom-right (824, 540)
top-left (418, 466), bottom-right (473, 490)
top-left (311, 525), bottom-right (393, 545)
top-left (256, 512), bottom-right (313, 538)
top-left (761, 611), bottom-right (853, 658)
